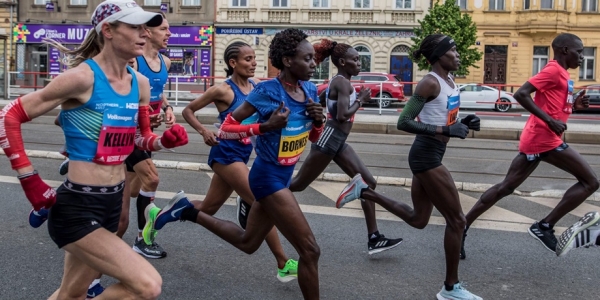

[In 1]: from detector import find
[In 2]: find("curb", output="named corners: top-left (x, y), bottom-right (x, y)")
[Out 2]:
top-left (4, 149), bottom-right (599, 202)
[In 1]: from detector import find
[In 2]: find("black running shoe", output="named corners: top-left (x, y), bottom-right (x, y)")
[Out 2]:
top-left (528, 222), bottom-right (558, 252)
top-left (460, 229), bottom-right (467, 260)
top-left (368, 235), bottom-right (403, 255)
top-left (236, 196), bottom-right (251, 230)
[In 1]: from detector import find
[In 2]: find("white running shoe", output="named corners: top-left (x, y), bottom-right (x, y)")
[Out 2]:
top-left (436, 282), bottom-right (482, 300)
top-left (336, 173), bottom-right (368, 209)
top-left (556, 211), bottom-right (600, 257)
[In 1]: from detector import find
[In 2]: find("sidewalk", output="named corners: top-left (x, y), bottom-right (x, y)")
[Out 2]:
top-left (0, 99), bottom-right (598, 144)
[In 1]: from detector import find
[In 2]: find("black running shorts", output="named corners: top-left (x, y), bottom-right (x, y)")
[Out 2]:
top-left (47, 179), bottom-right (124, 248)
top-left (520, 143), bottom-right (569, 162)
top-left (408, 135), bottom-right (447, 174)
top-left (311, 125), bottom-right (349, 156)
top-left (125, 148), bottom-right (152, 172)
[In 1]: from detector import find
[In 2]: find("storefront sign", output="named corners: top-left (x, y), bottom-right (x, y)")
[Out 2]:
top-left (265, 28), bottom-right (415, 38)
top-left (216, 27), bottom-right (263, 35)
top-left (45, 1), bottom-right (54, 11)
top-left (160, 3), bottom-right (168, 12)
top-left (161, 47), bottom-right (212, 82)
top-left (13, 23), bottom-right (214, 46)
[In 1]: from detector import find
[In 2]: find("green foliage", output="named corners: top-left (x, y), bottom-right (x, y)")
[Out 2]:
top-left (411, 0), bottom-right (482, 75)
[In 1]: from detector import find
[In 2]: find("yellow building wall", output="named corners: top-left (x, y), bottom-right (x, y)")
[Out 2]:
top-left (457, 0), bottom-right (600, 88)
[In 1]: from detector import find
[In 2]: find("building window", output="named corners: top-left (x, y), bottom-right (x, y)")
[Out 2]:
top-left (541, 0), bottom-right (553, 9)
top-left (314, 58), bottom-right (330, 81)
top-left (523, 0), bottom-right (530, 9)
top-left (34, 0), bottom-right (45, 4)
top-left (312, 0), bottom-right (328, 8)
top-left (532, 46), bottom-right (549, 75)
top-left (354, 0), bottom-right (371, 9)
top-left (456, 0), bottom-right (467, 9)
top-left (182, 0), bottom-right (200, 5)
top-left (231, 0), bottom-right (248, 7)
top-left (272, 0), bottom-right (288, 7)
top-left (580, 48), bottom-right (596, 80)
top-left (396, 0), bottom-right (413, 9)
top-left (583, 0), bottom-right (598, 12)
top-left (70, 0), bottom-right (87, 5)
top-left (355, 45), bottom-right (371, 72)
top-left (144, 0), bottom-right (160, 6)
top-left (489, 0), bottom-right (504, 10)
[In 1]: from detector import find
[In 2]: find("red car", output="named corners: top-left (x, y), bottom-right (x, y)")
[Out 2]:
top-left (316, 72), bottom-right (405, 108)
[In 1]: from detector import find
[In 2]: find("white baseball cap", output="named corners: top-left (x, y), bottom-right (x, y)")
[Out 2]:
top-left (91, 0), bottom-right (163, 34)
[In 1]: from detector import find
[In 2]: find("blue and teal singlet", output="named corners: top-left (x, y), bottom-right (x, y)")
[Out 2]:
top-left (59, 59), bottom-right (139, 165)
top-left (136, 54), bottom-right (168, 116)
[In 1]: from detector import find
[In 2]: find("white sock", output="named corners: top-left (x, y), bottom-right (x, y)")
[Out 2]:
top-left (89, 279), bottom-right (100, 289)
top-left (137, 230), bottom-right (143, 241)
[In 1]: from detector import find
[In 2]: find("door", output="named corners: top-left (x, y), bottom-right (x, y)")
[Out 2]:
top-left (483, 45), bottom-right (507, 89)
top-left (31, 51), bottom-right (48, 88)
top-left (389, 55), bottom-right (413, 96)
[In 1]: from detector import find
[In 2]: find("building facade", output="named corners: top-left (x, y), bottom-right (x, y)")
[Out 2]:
top-left (15, 0), bottom-right (215, 87)
top-left (214, 0), bottom-right (432, 93)
top-left (457, 0), bottom-right (600, 87)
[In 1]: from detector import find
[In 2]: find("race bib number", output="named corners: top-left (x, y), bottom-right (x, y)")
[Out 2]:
top-left (277, 120), bottom-right (312, 166)
top-left (94, 108), bottom-right (138, 165)
top-left (446, 95), bottom-right (460, 125)
top-left (564, 79), bottom-right (574, 114)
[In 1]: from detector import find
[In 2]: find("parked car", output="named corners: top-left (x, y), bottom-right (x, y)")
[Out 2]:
top-left (458, 83), bottom-right (517, 112)
top-left (574, 84), bottom-right (600, 113)
top-left (316, 72), bottom-right (405, 108)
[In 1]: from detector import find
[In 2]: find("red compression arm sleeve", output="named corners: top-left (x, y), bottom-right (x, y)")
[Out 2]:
top-left (134, 105), bottom-right (159, 151)
top-left (308, 123), bottom-right (324, 143)
top-left (218, 113), bottom-right (261, 140)
top-left (0, 98), bottom-right (32, 170)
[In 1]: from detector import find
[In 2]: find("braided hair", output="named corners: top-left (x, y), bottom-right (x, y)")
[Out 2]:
top-left (313, 39), bottom-right (352, 67)
top-left (269, 28), bottom-right (308, 70)
top-left (223, 41), bottom-right (251, 77)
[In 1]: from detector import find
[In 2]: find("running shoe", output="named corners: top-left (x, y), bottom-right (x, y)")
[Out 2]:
top-left (367, 234), bottom-right (403, 255)
top-left (154, 191), bottom-right (194, 230)
top-left (336, 173), bottom-right (368, 209)
top-left (86, 282), bottom-right (104, 298)
top-left (28, 208), bottom-right (48, 228)
top-left (436, 282), bottom-right (482, 300)
top-left (556, 211), bottom-right (600, 257)
top-left (58, 158), bottom-right (69, 176)
top-left (277, 259), bottom-right (298, 283)
top-left (142, 203), bottom-right (160, 245)
top-left (528, 221), bottom-right (558, 252)
top-left (460, 228), bottom-right (467, 260)
top-left (236, 196), bottom-right (251, 230)
top-left (132, 238), bottom-right (166, 259)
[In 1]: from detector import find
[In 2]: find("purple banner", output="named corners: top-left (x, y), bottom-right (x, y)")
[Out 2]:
top-left (14, 23), bottom-right (213, 46)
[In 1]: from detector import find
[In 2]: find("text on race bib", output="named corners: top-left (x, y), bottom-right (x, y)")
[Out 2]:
top-left (94, 107), bottom-right (138, 165)
top-left (446, 95), bottom-right (460, 125)
top-left (278, 120), bottom-right (312, 166)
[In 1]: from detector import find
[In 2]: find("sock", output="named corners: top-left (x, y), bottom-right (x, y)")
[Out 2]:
top-left (368, 231), bottom-right (380, 242)
top-left (596, 235), bottom-right (600, 246)
top-left (136, 230), bottom-right (143, 242)
top-left (136, 190), bottom-right (155, 230)
top-left (444, 281), bottom-right (456, 291)
top-left (539, 220), bottom-right (553, 230)
top-left (180, 207), bottom-right (200, 222)
top-left (89, 279), bottom-right (100, 289)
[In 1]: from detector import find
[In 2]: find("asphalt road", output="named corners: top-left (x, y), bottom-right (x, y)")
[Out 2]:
top-left (0, 120), bottom-right (599, 299)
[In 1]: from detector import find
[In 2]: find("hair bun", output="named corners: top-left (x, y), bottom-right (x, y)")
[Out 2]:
top-left (331, 41), bottom-right (338, 48)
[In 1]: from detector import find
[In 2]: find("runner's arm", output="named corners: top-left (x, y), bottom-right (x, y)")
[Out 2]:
top-left (218, 102), bottom-right (261, 140)
top-left (514, 81), bottom-right (553, 123)
top-left (183, 84), bottom-right (224, 135)
top-left (334, 80), bottom-right (360, 122)
top-left (396, 76), bottom-right (444, 136)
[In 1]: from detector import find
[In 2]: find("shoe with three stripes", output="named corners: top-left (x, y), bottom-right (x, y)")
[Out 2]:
top-left (556, 211), bottom-right (600, 257)
top-left (528, 221), bottom-right (558, 252)
top-left (367, 234), bottom-right (403, 255)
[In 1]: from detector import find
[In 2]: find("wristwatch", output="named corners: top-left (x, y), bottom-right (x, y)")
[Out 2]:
top-left (162, 105), bottom-right (173, 113)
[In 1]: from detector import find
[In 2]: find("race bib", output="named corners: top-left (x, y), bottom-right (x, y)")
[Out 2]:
top-left (93, 108), bottom-right (138, 165)
top-left (277, 119), bottom-right (312, 166)
top-left (446, 95), bottom-right (460, 125)
top-left (564, 79), bottom-right (574, 114)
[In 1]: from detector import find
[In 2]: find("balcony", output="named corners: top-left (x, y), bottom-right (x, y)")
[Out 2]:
top-left (268, 10), bottom-right (291, 23)
top-left (308, 11), bottom-right (332, 22)
top-left (222, 9), bottom-right (251, 22)
top-left (391, 12), bottom-right (416, 23)
top-left (516, 10), bottom-right (572, 33)
top-left (348, 11), bottom-right (374, 24)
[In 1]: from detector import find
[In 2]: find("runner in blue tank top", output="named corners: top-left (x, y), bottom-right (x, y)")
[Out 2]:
top-left (150, 41), bottom-right (299, 283)
top-left (123, 12), bottom-right (174, 259)
top-left (144, 29), bottom-right (325, 299)
top-left (0, 2), bottom-right (188, 298)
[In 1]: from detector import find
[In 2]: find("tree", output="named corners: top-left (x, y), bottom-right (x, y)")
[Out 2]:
top-left (411, 0), bottom-right (482, 76)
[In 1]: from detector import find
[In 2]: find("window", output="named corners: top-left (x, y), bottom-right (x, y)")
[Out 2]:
top-left (314, 57), bottom-right (329, 81)
top-left (461, 85), bottom-right (483, 92)
top-left (580, 48), bottom-right (596, 80)
top-left (182, 0), bottom-right (200, 5)
top-left (456, 0), bottom-right (467, 9)
top-left (532, 46), bottom-right (549, 75)
top-left (144, 0), bottom-right (160, 5)
top-left (541, 0), bottom-right (553, 9)
top-left (34, 0), bottom-right (45, 4)
top-left (312, 0), bottom-right (328, 8)
top-left (272, 0), bottom-right (288, 7)
top-left (523, 0), bottom-right (530, 9)
top-left (489, 0), bottom-right (504, 10)
top-left (354, 0), bottom-right (371, 9)
top-left (231, 0), bottom-right (248, 7)
top-left (396, 0), bottom-right (412, 9)
top-left (583, 0), bottom-right (598, 12)
top-left (70, 0), bottom-right (87, 5)
top-left (355, 45), bottom-right (371, 72)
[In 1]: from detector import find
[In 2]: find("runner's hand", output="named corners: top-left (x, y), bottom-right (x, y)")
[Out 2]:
top-left (442, 122), bottom-right (469, 139)
top-left (18, 172), bottom-right (56, 211)
top-left (546, 119), bottom-right (567, 136)
top-left (160, 124), bottom-right (188, 148)
top-left (574, 90), bottom-right (590, 110)
top-left (264, 102), bottom-right (289, 131)
top-left (306, 98), bottom-right (325, 124)
top-left (164, 109), bottom-right (176, 128)
top-left (150, 114), bottom-right (163, 129)
top-left (201, 130), bottom-right (219, 146)
top-left (358, 86), bottom-right (371, 104)
top-left (460, 114), bottom-right (480, 131)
